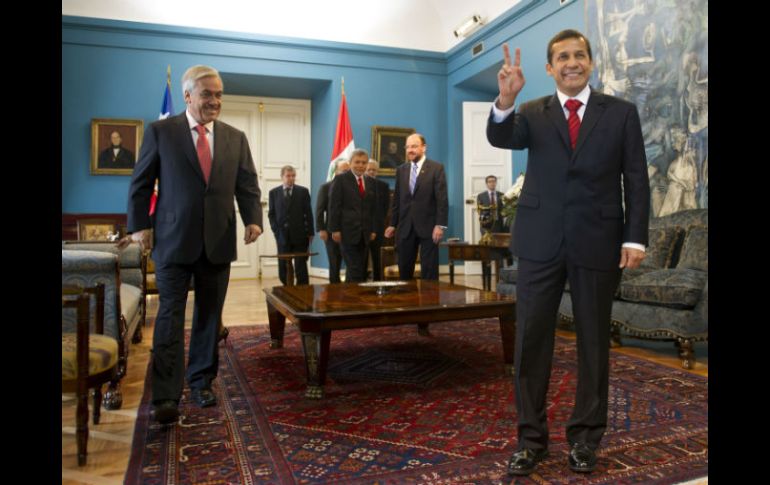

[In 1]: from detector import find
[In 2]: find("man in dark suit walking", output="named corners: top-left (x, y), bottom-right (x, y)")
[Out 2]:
top-left (486, 30), bottom-right (649, 476)
top-left (120, 65), bottom-right (262, 424)
top-left (384, 133), bottom-right (448, 280)
top-left (316, 159), bottom-right (348, 283)
top-left (476, 175), bottom-right (507, 235)
top-left (268, 165), bottom-right (314, 285)
top-left (366, 159), bottom-right (391, 281)
top-left (328, 149), bottom-right (377, 282)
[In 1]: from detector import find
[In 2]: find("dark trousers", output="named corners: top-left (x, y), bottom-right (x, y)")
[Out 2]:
top-left (514, 242), bottom-right (620, 451)
top-left (368, 236), bottom-right (383, 281)
top-left (340, 235), bottom-right (368, 282)
top-left (397, 227), bottom-right (439, 280)
top-left (151, 250), bottom-right (230, 403)
top-left (324, 238), bottom-right (343, 283)
top-left (277, 241), bottom-right (309, 285)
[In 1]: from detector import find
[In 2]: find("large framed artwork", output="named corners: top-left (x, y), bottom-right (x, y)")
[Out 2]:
top-left (371, 126), bottom-right (415, 177)
top-left (586, 0), bottom-right (708, 217)
top-left (91, 118), bottom-right (144, 175)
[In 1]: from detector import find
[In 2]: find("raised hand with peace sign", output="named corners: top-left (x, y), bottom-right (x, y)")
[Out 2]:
top-left (496, 43), bottom-right (525, 110)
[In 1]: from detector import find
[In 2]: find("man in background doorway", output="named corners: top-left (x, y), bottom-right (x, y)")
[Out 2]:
top-left (477, 175), bottom-right (508, 235)
top-left (268, 165), bottom-right (314, 285)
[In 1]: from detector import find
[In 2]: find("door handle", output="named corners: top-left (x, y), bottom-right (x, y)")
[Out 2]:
top-left (465, 198), bottom-right (476, 205)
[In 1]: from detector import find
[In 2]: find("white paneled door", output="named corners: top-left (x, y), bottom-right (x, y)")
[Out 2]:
top-left (462, 101), bottom-right (512, 275)
top-left (218, 96), bottom-right (311, 279)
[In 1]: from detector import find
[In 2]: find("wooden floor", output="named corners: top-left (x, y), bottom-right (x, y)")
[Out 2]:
top-left (61, 274), bottom-right (708, 484)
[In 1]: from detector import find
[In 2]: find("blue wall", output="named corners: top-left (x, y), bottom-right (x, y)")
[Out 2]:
top-left (62, 0), bottom-right (584, 267)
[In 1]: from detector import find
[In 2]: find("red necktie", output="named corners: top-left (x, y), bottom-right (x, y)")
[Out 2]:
top-left (195, 124), bottom-right (212, 183)
top-left (357, 176), bottom-right (365, 197)
top-left (565, 99), bottom-right (582, 150)
top-left (490, 191), bottom-right (495, 205)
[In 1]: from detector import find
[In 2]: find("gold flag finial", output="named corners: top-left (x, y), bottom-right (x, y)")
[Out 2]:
top-left (341, 77), bottom-right (345, 96)
top-left (166, 65), bottom-right (171, 85)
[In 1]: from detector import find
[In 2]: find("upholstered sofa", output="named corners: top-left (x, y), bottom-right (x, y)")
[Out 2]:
top-left (496, 209), bottom-right (708, 369)
top-left (62, 242), bottom-right (145, 409)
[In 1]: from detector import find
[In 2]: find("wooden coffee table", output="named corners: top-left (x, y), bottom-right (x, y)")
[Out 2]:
top-left (263, 280), bottom-right (516, 398)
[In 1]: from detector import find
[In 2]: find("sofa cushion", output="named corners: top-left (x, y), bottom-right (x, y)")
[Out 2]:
top-left (640, 226), bottom-right (683, 269)
top-left (676, 226), bottom-right (708, 271)
top-left (619, 268), bottom-right (707, 309)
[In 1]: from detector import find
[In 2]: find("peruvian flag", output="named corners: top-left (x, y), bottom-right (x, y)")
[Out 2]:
top-left (327, 90), bottom-right (355, 181)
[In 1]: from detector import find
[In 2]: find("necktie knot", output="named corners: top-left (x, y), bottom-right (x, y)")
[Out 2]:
top-left (565, 99), bottom-right (582, 113)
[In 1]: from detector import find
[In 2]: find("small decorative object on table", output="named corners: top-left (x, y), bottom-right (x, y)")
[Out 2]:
top-left (500, 172), bottom-right (525, 229)
top-left (358, 281), bottom-right (407, 296)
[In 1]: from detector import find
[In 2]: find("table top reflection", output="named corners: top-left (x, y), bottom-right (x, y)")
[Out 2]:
top-left (263, 280), bottom-right (513, 317)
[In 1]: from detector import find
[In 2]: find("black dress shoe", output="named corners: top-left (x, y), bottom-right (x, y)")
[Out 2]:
top-left (507, 448), bottom-right (548, 476)
top-left (191, 388), bottom-right (217, 408)
top-left (568, 443), bottom-right (597, 473)
top-left (152, 400), bottom-right (179, 425)
top-left (218, 325), bottom-right (229, 343)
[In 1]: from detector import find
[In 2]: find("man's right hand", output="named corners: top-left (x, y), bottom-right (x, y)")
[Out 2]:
top-left (117, 229), bottom-right (151, 252)
top-left (497, 44), bottom-right (525, 110)
top-left (384, 226), bottom-right (396, 238)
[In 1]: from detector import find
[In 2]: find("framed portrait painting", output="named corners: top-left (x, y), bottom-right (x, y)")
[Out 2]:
top-left (90, 118), bottom-right (143, 175)
top-left (371, 126), bottom-right (415, 176)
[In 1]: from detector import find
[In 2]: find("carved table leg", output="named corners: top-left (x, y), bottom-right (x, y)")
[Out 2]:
top-left (301, 331), bottom-right (331, 399)
top-left (267, 301), bottom-right (286, 349)
top-left (103, 380), bottom-right (123, 410)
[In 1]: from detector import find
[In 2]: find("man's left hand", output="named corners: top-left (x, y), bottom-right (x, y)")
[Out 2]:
top-left (244, 224), bottom-right (262, 244)
top-left (432, 226), bottom-right (444, 244)
top-left (619, 247), bottom-right (645, 269)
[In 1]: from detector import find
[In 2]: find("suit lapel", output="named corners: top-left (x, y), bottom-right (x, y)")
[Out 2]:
top-left (573, 90), bottom-right (607, 158)
top-left (546, 95), bottom-right (571, 153)
top-left (413, 160), bottom-right (429, 195)
top-left (176, 114), bottom-right (205, 181)
top-left (211, 120), bottom-right (230, 186)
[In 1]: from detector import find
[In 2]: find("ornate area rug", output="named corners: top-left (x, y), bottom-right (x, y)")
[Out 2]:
top-left (126, 319), bottom-right (707, 484)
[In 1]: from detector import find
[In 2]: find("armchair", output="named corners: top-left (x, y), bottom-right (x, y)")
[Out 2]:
top-left (62, 248), bottom-right (142, 408)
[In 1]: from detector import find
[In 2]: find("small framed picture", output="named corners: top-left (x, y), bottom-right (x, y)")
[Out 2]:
top-left (90, 118), bottom-right (144, 175)
top-left (371, 126), bottom-right (415, 177)
top-left (77, 220), bottom-right (120, 241)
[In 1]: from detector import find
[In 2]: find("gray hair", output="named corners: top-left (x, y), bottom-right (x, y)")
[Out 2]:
top-left (367, 159), bottom-right (379, 168)
top-left (182, 65), bottom-right (222, 94)
top-left (350, 148), bottom-right (370, 161)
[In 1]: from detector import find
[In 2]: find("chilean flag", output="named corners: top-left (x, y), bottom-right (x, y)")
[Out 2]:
top-left (151, 67), bottom-right (174, 215)
top-left (327, 87), bottom-right (355, 181)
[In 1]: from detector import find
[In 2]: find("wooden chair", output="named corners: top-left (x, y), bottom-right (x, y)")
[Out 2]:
top-left (62, 284), bottom-right (118, 466)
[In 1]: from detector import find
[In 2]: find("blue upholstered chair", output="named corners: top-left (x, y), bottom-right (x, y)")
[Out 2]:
top-left (62, 248), bottom-right (143, 408)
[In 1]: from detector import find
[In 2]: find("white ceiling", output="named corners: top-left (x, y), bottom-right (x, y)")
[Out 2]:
top-left (62, 0), bottom-right (521, 52)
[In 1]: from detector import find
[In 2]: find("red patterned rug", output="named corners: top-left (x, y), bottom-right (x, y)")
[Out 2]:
top-left (125, 319), bottom-right (707, 484)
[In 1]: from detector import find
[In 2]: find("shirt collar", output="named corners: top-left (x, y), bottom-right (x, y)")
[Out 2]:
top-left (410, 155), bottom-right (426, 167)
top-left (556, 84), bottom-right (591, 109)
top-left (186, 109), bottom-right (214, 133)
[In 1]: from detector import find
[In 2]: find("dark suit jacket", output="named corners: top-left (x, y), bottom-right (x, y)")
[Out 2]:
top-left (477, 190), bottom-right (507, 233)
top-left (315, 180), bottom-right (332, 232)
top-left (268, 184), bottom-right (314, 248)
top-left (486, 90), bottom-right (649, 270)
top-left (390, 159), bottom-right (448, 240)
top-left (328, 171), bottom-right (376, 244)
top-left (127, 112), bottom-right (262, 265)
top-left (99, 146), bottom-right (135, 169)
top-left (370, 177), bottom-right (390, 240)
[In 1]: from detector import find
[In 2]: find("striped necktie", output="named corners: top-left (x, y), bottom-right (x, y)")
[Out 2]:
top-left (195, 124), bottom-right (212, 183)
top-left (565, 99), bottom-right (582, 150)
top-left (409, 162), bottom-right (418, 194)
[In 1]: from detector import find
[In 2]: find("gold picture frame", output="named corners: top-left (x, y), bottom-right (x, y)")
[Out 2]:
top-left (371, 126), bottom-right (415, 177)
top-left (90, 118), bottom-right (144, 175)
top-left (77, 220), bottom-right (120, 241)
